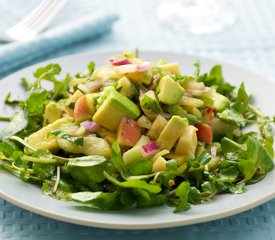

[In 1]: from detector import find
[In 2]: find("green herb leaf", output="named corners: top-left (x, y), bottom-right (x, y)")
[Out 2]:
top-left (0, 110), bottom-right (28, 140)
top-left (174, 181), bottom-right (190, 213)
top-left (217, 108), bottom-right (246, 127)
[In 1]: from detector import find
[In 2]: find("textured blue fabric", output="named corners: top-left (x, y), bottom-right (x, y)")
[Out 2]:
top-left (0, 14), bottom-right (118, 78)
top-left (1, 0), bottom-right (275, 240)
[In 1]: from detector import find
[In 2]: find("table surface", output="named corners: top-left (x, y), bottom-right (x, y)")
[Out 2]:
top-left (1, 0), bottom-right (275, 239)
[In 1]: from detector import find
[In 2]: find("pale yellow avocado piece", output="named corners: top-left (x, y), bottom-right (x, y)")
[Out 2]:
top-left (152, 156), bottom-right (167, 172)
top-left (146, 114), bottom-right (168, 140)
top-left (43, 102), bottom-right (62, 125)
top-left (91, 66), bottom-right (123, 81)
top-left (123, 135), bottom-right (150, 166)
top-left (175, 125), bottom-right (198, 158)
top-left (116, 76), bottom-right (136, 98)
top-left (159, 62), bottom-right (180, 75)
top-left (157, 116), bottom-right (188, 151)
top-left (26, 117), bottom-right (73, 153)
top-left (93, 90), bottom-right (140, 131)
top-left (157, 75), bottom-right (185, 105)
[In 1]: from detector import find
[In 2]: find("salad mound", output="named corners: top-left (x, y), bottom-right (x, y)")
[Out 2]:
top-left (0, 50), bottom-right (274, 213)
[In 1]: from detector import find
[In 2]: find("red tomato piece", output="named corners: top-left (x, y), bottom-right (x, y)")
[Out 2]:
top-left (117, 117), bottom-right (141, 147)
top-left (195, 123), bottom-right (213, 144)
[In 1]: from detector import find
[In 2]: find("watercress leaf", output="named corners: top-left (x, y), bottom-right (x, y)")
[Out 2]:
top-left (166, 159), bottom-right (178, 171)
top-left (201, 181), bottom-right (216, 195)
top-left (218, 165), bottom-right (239, 182)
top-left (70, 191), bottom-right (123, 210)
top-left (33, 162), bottom-right (55, 179)
top-left (247, 136), bottom-right (274, 173)
top-left (217, 108), bottom-right (246, 127)
top-left (0, 110), bottom-right (28, 140)
top-left (88, 61), bottom-right (95, 74)
top-left (128, 158), bottom-right (152, 176)
top-left (188, 186), bottom-right (201, 204)
top-left (120, 189), bottom-right (136, 207)
top-left (196, 151), bottom-right (212, 165)
top-left (0, 140), bottom-right (20, 157)
top-left (111, 141), bottom-right (125, 171)
top-left (221, 137), bottom-right (246, 161)
top-left (174, 181), bottom-right (190, 213)
top-left (25, 88), bottom-right (48, 116)
top-left (67, 155), bottom-right (107, 167)
top-left (34, 64), bottom-right (61, 81)
top-left (238, 160), bottom-right (256, 181)
top-left (237, 82), bottom-right (249, 104)
top-left (52, 73), bottom-right (71, 100)
top-left (104, 172), bottom-right (161, 194)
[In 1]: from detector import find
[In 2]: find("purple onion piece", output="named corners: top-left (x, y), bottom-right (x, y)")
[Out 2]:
top-left (80, 121), bottom-right (100, 132)
top-left (141, 141), bottom-right (160, 157)
top-left (109, 58), bottom-right (131, 66)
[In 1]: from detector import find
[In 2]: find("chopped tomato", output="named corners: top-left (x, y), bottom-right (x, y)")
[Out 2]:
top-left (117, 117), bottom-right (141, 147)
top-left (195, 123), bottom-right (213, 144)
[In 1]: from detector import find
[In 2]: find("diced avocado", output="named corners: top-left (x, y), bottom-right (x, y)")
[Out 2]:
top-left (152, 156), bottom-right (167, 172)
top-left (93, 90), bottom-right (140, 131)
top-left (57, 136), bottom-right (111, 158)
top-left (123, 135), bottom-right (150, 166)
top-left (140, 90), bottom-right (162, 114)
top-left (146, 114), bottom-right (168, 140)
top-left (166, 105), bottom-right (188, 116)
top-left (157, 75), bottom-right (184, 105)
top-left (137, 115), bottom-right (152, 129)
top-left (159, 62), bottom-right (180, 75)
top-left (116, 76), bottom-right (137, 98)
top-left (26, 117), bottom-right (73, 153)
top-left (157, 116), bottom-right (188, 151)
top-left (208, 117), bottom-right (236, 137)
top-left (91, 66), bottom-right (123, 81)
top-left (212, 92), bottom-right (230, 112)
top-left (175, 125), bottom-right (198, 158)
top-left (125, 71), bottom-right (152, 85)
top-left (43, 102), bottom-right (62, 125)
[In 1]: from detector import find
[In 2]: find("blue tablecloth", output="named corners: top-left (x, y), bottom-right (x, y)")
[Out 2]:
top-left (1, 0), bottom-right (275, 239)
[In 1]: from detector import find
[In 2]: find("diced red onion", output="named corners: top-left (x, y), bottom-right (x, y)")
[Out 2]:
top-left (141, 141), bottom-right (160, 157)
top-left (210, 146), bottom-right (217, 156)
top-left (149, 74), bottom-right (159, 90)
top-left (109, 58), bottom-right (131, 66)
top-left (85, 80), bottom-right (103, 92)
top-left (80, 121), bottom-right (100, 132)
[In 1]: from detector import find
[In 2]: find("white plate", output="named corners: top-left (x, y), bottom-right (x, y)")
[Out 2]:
top-left (0, 51), bottom-right (275, 230)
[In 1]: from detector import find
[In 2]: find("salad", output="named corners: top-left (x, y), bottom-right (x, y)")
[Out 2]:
top-left (0, 50), bottom-right (274, 213)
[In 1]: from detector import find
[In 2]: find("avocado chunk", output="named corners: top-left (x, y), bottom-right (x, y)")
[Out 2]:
top-left (157, 75), bottom-right (184, 105)
top-left (123, 135), bottom-right (150, 166)
top-left (91, 66), bottom-right (123, 81)
top-left (43, 102), bottom-right (62, 125)
top-left (175, 125), bottom-right (198, 158)
top-left (93, 90), bottom-right (140, 131)
top-left (159, 62), bottom-right (180, 75)
top-left (146, 114), bottom-right (168, 140)
top-left (212, 92), bottom-right (230, 112)
top-left (140, 90), bottom-right (162, 114)
top-left (157, 116), bottom-right (188, 151)
top-left (116, 76), bottom-right (137, 98)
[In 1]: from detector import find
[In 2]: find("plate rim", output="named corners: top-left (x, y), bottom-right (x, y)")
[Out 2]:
top-left (0, 50), bottom-right (275, 230)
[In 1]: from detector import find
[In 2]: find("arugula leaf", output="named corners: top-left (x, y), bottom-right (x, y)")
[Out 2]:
top-left (0, 110), bottom-right (28, 140)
